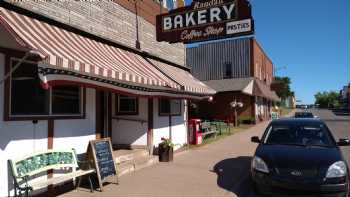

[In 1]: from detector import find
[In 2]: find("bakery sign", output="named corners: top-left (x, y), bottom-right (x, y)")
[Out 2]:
top-left (156, 0), bottom-right (254, 43)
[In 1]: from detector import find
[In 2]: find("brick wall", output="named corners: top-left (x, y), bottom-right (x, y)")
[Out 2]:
top-left (252, 39), bottom-right (273, 84)
top-left (6, 0), bottom-right (185, 65)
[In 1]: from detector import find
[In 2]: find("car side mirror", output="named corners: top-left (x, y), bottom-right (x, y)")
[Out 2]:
top-left (251, 136), bottom-right (261, 143)
top-left (337, 139), bottom-right (350, 146)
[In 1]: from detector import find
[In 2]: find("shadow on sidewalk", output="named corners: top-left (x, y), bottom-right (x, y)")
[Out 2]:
top-left (213, 156), bottom-right (259, 197)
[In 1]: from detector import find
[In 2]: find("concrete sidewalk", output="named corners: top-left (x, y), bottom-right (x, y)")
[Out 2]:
top-left (61, 120), bottom-right (272, 197)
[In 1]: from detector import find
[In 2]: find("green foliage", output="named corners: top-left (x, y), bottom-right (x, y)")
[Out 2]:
top-left (273, 76), bottom-right (293, 99)
top-left (160, 137), bottom-right (175, 148)
top-left (314, 91), bottom-right (340, 108)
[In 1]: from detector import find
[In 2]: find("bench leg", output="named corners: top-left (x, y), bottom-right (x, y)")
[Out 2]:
top-left (76, 176), bottom-right (82, 191)
top-left (88, 175), bottom-right (94, 193)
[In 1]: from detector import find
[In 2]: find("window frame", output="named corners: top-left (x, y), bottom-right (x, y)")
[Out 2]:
top-left (223, 61), bottom-right (233, 79)
top-left (4, 57), bottom-right (85, 121)
top-left (158, 98), bottom-right (182, 116)
top-left (114, 94), bottom-right (139, 116)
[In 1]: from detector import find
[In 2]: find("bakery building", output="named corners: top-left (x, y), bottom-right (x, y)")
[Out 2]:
top-left (186, 37), bottom-right (279, 124)
top-left (0, 0), bottom-right (215, 196)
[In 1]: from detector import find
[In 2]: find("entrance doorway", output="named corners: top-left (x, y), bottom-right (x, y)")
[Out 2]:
top-left (96, 90), bottom-right (112, 139)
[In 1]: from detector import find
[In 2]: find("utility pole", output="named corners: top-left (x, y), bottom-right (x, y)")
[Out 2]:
top-left (159, 0), bottom-right (163, 14)
top-left (134, 0), bottom-right (141, 49)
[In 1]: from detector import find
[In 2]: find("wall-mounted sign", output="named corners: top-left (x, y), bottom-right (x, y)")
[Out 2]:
top-left (156, 0), bottom-right (254, 43)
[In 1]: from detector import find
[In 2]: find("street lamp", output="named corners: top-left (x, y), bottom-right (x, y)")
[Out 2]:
top-left (230, 99), bottom-right (244, 128)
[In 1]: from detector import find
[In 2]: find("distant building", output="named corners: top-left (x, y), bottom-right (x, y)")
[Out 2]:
top-left (186, 38), bottom-right (280, 124)
top-left (339, 83), bottom-right (350, 109)
top-left (282, 95), bottom-right (296, 109)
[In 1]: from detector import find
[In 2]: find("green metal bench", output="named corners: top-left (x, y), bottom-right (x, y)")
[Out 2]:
top-left (201, 121), bottom-right (218, 139)
top-left (8, 149), bottom-right (95, 197)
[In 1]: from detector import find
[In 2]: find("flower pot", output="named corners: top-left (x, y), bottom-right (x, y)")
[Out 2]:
top-left (158, 145), bottom-right (173, 162)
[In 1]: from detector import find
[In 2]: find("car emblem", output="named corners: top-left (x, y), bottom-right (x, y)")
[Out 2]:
top-left (291, 170), bottom-right (302, 176)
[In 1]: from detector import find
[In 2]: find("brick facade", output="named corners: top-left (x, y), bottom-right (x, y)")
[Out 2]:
top-left (6, 0), bottom-right (185, 65)
top-left (251, 39), bottom-right (274, 85)
top-left (191, 92), bottom-right (255, 123)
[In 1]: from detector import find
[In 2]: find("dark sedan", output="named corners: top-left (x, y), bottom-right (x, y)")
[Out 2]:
top-left (251, 118), bottom-right (350, 197)
top-left (295, 112), bottom-right (316, 118)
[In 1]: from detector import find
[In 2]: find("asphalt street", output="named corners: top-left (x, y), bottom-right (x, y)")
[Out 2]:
top-left (312, 109), bottom-right (350, 166)
top-left (62, 109), bottom-right (350, 197)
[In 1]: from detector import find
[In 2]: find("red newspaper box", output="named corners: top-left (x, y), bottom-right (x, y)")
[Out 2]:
top-left (189, 119), bottom-right (203, 145)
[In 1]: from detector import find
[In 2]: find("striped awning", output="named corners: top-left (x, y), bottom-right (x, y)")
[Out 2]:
top-left (147, 59), bottom-right (216, 95)
top-left (0, 7), bottom-right (214, 98)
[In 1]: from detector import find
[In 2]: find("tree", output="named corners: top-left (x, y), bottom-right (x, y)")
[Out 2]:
top-left (314, 91), bottom-right (340, 108)
top-left (273, 76), bottom-right (293, 99)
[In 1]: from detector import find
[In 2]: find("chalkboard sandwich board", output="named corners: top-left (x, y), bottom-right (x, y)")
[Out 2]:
top-left (88, 138), bottom-right (118, 191)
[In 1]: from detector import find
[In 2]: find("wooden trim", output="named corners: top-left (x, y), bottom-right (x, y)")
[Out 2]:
top-left (0, 47), bottom-right (41, 61)
top-left (147, 98), bottom-right (153, 151)
top-left (3, 53), bottom-right (10, 122)
top-left (95, 90), bottom-right (102, 139)
top-left (48, 119), bottom-right (54, 149)
top-left (113, 116), bottom-right (147, 123)
top-left (108, 92), bottom-right (112, 139)
top-left (250, 38), bottom-right (255, 77)
top-left (6, 115), bottom-right (86, 121)
top-left (169, 114), bottom-right (172, 140)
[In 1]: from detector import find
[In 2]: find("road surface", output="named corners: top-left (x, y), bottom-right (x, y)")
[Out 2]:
top-left (62, 109), bottom-right (350, 197)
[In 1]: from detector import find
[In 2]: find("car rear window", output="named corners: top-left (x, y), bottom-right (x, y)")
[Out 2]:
top-left (295, 112), bottom-right (314, 118)
top-left (263, 122), bottom-right (335, 147)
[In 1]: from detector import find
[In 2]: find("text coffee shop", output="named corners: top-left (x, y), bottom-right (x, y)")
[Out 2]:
top-left (0, 1), bottom-right (217, 196)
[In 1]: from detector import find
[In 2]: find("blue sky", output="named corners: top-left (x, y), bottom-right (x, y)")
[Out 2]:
top-left (184, 0), bottom-right (350, 104)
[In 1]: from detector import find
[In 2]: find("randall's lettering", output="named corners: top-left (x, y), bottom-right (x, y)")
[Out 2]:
top-left (193, 0), bottom-right (224, 9)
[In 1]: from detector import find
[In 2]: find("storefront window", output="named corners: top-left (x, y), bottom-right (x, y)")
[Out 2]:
top-left (11, 60), bottom-right (49, 115)
top-left (52, 86), bottom-right (81, 114)
top-left (9, 59), bottom-right (83, 118)
top-left (223, 62), bottom-right (232, 79)
top-left (116, 95), bottom-right (138, 115)
top-left (159, 99), bottom-right (181, 116)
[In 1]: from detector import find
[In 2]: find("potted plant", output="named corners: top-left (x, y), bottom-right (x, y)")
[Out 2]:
top-left (158, 137), bottom-right (175, 162)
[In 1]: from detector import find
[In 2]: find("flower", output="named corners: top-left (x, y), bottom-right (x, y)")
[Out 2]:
top-left (160, 137), bottom-right (175, 148)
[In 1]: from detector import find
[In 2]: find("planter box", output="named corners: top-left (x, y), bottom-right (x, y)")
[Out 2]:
top-left (158, 145), bottom-right (173, 162)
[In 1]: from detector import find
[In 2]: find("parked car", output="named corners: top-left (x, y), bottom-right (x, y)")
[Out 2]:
top-left (294, 111), bottom-right (318, 118)
top-left (250, 118), bottom-right (350, 197)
